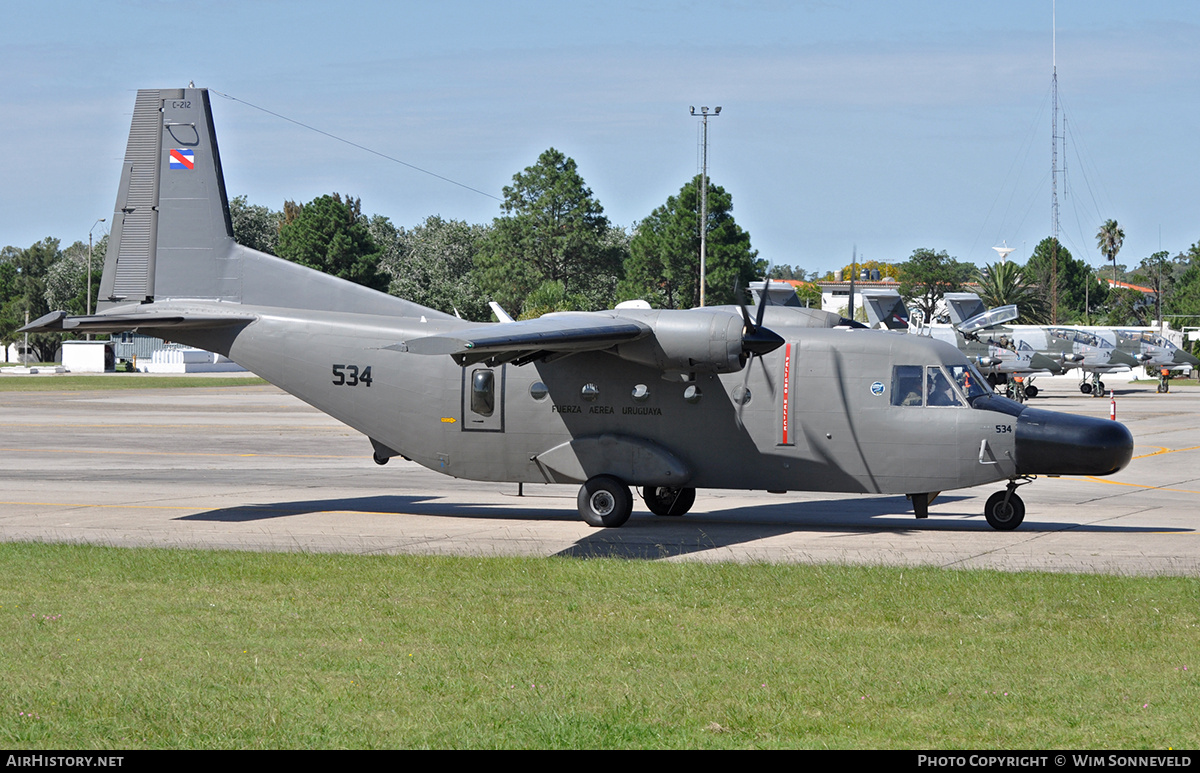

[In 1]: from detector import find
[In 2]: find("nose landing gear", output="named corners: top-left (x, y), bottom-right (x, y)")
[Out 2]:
top-left (984, 476), bottom-right (1034, 530)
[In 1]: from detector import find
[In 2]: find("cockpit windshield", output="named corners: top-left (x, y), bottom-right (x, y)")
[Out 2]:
top-left (892, 363), bottom-right (987, 408)
top-left (948, 362), bottom-right (991, 402)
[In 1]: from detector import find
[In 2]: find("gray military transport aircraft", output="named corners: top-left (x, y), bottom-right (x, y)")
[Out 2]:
top-left (21, 88), bottom-right (1135, 531)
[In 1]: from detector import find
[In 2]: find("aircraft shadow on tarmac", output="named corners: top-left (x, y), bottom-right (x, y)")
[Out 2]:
top-left (177, 493), bottom-right (1189, 561)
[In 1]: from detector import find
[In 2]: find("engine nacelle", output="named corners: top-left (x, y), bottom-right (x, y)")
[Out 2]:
top-left (612, 309), bottom-right (746, 374)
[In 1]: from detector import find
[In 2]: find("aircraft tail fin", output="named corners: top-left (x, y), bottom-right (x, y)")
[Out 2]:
top-left (96, 87), bottom-right (445, 320)
top-left (860, 289), bottom-right (910, 330)
top-left (98, 88), bottom-right (234, 309)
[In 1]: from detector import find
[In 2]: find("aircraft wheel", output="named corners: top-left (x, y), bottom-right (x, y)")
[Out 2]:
top-left (1025, 385), bottom-right (1039, 398)
top-left (984, 491), bottom-right (1025, 531)
top-left (372, 452), bottom-right (390, 466)
top-left (641, 486), bottom-right (696, 517)
top-left (1080, 382), bottom-right (1092, 395)
top-left (1099, 380), bottom-right (1107, 392)
top-left (578, 476), bottom-right (633, 528)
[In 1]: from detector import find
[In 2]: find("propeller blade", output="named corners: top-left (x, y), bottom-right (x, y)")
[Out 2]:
top-left (756, 277), bottom-right (770, 329)
top-left (757, 350), bottom-right (776, 397)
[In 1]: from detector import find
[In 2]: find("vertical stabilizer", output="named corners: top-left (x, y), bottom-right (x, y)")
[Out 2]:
top-left (98, 88), bottom-right (237, 309)
top-left (94, 87), bottom-right (451, 320)
top-left (943, 293), bottom-right (987, 327)
top-left (860, 289), bottom-right (910, 330)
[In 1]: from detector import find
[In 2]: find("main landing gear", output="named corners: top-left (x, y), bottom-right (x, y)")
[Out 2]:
top-left (575, 478), bottom-right (698, 527)
top-left (641, 486), bottom-right (696, 517)
top-left (577, 476), bottom-right (633, 527)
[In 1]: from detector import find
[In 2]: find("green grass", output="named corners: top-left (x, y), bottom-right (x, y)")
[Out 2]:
top-left (1, 543), bottom-right (1197, 749)
top-left (0, 374), bottom-right (267, 391)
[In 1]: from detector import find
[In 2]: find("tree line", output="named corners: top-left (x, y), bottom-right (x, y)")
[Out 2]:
top-left (227, 148), bottom-right (764, 322)
top-left (5, 146), bottom-right (1200, 361)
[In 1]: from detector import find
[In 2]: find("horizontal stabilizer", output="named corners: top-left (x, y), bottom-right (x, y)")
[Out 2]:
top-left (19, 309), bottom-right (254, 335)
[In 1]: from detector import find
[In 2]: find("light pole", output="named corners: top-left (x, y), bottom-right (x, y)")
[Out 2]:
top-left (690, 106), bottom-right (720, 307)
top-left (88, 218), bottom-right (106, 340)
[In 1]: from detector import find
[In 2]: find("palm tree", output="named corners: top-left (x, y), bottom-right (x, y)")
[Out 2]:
top-left (978, 261), bottom-right (1049, 323)
top-left (1096, 219), bottom-right (1125, 288)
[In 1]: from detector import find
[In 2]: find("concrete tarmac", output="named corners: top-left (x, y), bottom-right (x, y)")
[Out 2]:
top-left (1, 375), bottom-right (1197, 575)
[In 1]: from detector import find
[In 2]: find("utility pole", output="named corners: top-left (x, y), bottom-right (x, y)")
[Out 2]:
top-left (690, 106), bottom-right (720, 307)
top-left (88, 218), bottom-right (106, 340)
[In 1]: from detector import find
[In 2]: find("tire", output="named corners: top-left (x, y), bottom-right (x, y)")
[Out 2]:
top-left (984, 491), bottom-right (1025, 531)
top-left (577, 476), bottom-right (633, 528)
top-left (641, 486), bottom-right (696, 517)
top-left (1080, 382), bottom-right (1092, 395)
top-left (1025, 385), bottom-right (1039, 398)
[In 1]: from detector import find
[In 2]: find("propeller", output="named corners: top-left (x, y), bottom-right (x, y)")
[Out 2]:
top-left (734, 278), bottom-right (785, 427)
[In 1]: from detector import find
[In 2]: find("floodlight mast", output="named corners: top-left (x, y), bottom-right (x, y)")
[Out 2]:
top-left (690, 105), bottom-right (720, 307)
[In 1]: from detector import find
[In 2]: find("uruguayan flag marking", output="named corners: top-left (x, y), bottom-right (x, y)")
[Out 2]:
top-left (169, 148), bottom-right (194, 170)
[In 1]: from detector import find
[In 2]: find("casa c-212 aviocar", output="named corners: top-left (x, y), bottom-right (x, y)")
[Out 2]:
top-left (22, 87), bottom-right (1135, 531)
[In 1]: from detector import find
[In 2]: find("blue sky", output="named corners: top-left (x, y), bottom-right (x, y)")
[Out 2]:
top-left (3, 1), bottom-right (1198, 276)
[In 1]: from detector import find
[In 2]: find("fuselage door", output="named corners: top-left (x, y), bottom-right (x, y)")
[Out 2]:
top-left (462, 365), bottom-right (505, 432)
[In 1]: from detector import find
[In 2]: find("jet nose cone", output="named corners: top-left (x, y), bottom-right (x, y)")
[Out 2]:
top-left (1015, 408), bottom-right (1133, 477)
top-left (1174, 349), bottom-right (1200, 368)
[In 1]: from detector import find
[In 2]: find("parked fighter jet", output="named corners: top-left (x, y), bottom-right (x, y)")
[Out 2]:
top-left (21, 87), bottom-right (1134, 530)
top-left (862, 290), bottom-right (1199, 398)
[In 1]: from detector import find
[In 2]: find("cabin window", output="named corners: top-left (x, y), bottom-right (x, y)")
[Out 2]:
top-left (581, 383), bottom-right (599, 402)
top-left (683, 385), bottom-right (702, 404)
top-left (470, 369), bottom-right (495, 416)
top-left (632, 384), bottom-right (650, 402)
top-left (529, 381), bottom-right (549, 401)
top-left (891, 365), bottom-right (923, 406)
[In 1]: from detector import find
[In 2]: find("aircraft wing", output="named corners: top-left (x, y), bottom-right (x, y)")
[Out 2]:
top-left (396, 313), bottom-right (652, 367)
top-left (1107, 349), bottom-right (1140, 368)
top-left (1028, 352), bottom-right (1067, 374)
top-left (19, 310), bottom-right (256, 335)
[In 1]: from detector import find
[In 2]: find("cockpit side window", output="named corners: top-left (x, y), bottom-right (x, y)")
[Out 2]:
top-left (926, 366), bottom-right (963, 407)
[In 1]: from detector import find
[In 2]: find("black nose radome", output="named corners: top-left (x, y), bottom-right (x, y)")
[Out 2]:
top-left (1015, 408), bottom-right (1133, 477)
